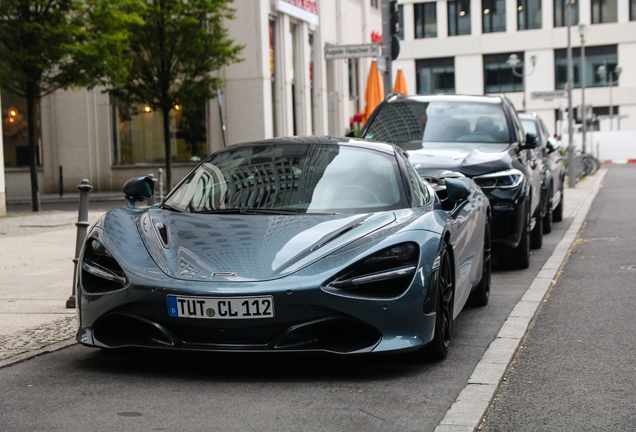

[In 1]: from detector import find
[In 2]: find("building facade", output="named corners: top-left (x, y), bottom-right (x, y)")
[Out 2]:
top-left (394, 0), bottom-right (636, 133)
top-left (1, 0), bottom-right (382, 198)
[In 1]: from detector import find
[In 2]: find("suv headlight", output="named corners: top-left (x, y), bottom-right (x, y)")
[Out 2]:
top-left (473, 169), bottom-right (524, 189)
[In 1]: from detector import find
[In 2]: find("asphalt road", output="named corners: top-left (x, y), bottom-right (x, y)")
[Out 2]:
top-left (481, 164), bottom-right (636, 431)
top-left (0, 208), bottom-right (573, 431)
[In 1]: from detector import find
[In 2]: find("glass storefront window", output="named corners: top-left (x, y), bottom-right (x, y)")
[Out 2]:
top-left (416, 58), bottom-right (455, 94)
top-left (483, 0), bottom-right (506, 33)
top-left (2, 88), bottom-right (41, 168)
top-left (554, 0), bottom-right (579, 27)
top-left (398, 5), bottom-right (405, 39)
top-left (518, 0), bottom-right (542, 30)
top-left (554, 45), bottom-right (618, 89)
top-left (592, 0), bottom-right (617, 23)
top-left (414, 2), bottom-right (437, 38)
top-left (112, 98), bottom-right (207, 165)
top-left (631, 0), bottom-right (636, 20)
top-left (448, 1), bottom-right (471, 36)
top-left (484, 53), bottom-right (524, 93)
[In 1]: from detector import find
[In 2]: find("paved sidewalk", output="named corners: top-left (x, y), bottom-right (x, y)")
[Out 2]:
top-left (0, 172), bottom-right (605, 368)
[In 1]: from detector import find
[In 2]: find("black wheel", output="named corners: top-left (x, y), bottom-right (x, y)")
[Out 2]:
top-left (501, 204), bottom-right (530, 269)
top-left (543, 188), bottom-right (553, 234)
top-left (427, 242), bottom-right (454, 360)
top-left (469, 216), bottom-right (491, 307)
top-left (553, 187), bottom-right (564, 222)
top-left (530, 205), bottom-right (543, 249)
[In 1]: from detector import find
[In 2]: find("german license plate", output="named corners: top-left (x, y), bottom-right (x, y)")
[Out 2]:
top-left (167, 295), bottom-right (274, 319)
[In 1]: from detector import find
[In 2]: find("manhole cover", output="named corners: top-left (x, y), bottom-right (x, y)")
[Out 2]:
top-left (620, 265), bottom-right (636, 271)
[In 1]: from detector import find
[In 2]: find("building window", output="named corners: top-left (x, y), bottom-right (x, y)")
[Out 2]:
top-left (554, 0), bottom-right (579, 27)
top-left (554, 45), bottom-right (618, 89)
top-left (398, 5), bottom-right (405, 39)
top-left (112, 98), bottom-right (207, 165)
top-left (414, 2), bottom-right (437, 38)
top-left (482, 0), bottom-right (506, 33)
top-left (592, 0), bottom-right (617, 23)
top-left (371, 0), bottom-right (379, 9)
top-left (416, 58), bottom-right (455, 94)
top-left (2, 89), bottom-right (42, 168)
top-left (518, 0), bottom-right (542, 30)
top-left (631, 0), bottom-right (636, 20)
top-left (484, 52), bottom-right (524, 93)
top-left (448, 1), bottom-right (471, 36)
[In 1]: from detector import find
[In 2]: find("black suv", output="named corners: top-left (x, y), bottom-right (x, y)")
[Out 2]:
top-left (359, 94), bottom-right (543, 268)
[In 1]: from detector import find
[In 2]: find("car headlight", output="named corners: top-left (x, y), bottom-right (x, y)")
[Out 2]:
top-left (473, 169), bottom-right (524, 189)
top-left (81, 239), bottom-right (127, 294)
top-left (323, 242), bottom-right (419, 299)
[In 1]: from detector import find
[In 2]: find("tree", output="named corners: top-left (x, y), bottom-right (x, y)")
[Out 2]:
top-left (111, 0), bottom-right (243, 190)
top-left (0, 0), bottom-right (141, 211)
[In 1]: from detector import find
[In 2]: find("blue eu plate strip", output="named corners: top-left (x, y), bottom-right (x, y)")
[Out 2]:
top-left (167, 296), bottom-right (178, 316)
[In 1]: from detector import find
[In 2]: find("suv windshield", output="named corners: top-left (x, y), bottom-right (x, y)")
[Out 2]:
top-left (364, 101), bottom-right (512, 146)
top-left (163, 143), bottom-right (407, 214)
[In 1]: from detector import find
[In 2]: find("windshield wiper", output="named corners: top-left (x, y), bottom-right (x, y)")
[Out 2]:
top-left (194, 208), bottom-right (302, 215)
top-left (160, 204), bottom-right (183, 213)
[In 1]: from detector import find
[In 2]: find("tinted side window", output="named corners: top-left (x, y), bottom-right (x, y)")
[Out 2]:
top-left (402, 154), bottom-right (430, 206)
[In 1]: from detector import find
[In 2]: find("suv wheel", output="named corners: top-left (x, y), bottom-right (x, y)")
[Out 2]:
top-left (501, 205), bottom-right (531, 269)
top-left (531, 206), bottom-right (543, 249)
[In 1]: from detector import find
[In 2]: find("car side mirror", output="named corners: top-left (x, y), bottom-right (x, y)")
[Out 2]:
top-left (123, 176), bottom-right (154, 208)
top-left (546, 136), bottom-right (561, 154)
top-left (521, 133), bottom-right (538, 150)
top-left (445, 178), bottom-right (471, 201)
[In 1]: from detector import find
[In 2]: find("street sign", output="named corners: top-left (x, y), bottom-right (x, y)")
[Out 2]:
top-left (324, 43), bottom-right (380, 60)
top-left (531, 90), bottom-right (567, 100)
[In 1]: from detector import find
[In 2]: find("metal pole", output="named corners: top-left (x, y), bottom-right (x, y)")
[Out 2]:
top-left (381, 0), bottom-right (392, 97)
top-left (609, 71), bottom-right (613, 131)
top-left (581, 39), bottom-right (587, 154)
top-left (217, 86), bottom-right (227, 147)
top-left (147, 173), bottom-right (157, 205)
top-left (566, 0), bottom-right (576, 187)
top-left (158, 168), bottom-right (164, 201)
top-left (66, 179), bottom-right (93, 309)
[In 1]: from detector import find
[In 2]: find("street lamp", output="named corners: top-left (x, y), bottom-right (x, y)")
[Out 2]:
top-left (507, 53), bottom-right (537, 112)
top-left (597, 65), bottom-right (622, 130)
top-left (579, 23), bottom-right (589, 154)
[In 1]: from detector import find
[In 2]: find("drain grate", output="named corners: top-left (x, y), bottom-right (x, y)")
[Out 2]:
top-left (620, 265), bottom-right (636, 271)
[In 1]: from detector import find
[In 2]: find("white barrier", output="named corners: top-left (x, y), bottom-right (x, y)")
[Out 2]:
top-left (562, 131), bottom-right (636, 161)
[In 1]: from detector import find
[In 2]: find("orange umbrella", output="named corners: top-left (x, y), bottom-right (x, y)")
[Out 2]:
top-left (393, 69), bottom-right (408, 94)
top-left (362, 61), bottom-right (384, 125)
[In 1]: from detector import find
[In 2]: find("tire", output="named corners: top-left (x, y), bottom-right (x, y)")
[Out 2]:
top-left (501, 204), bottom-right (531, 269)
top-left (543, 187), bottom-right (553, 234)
top-left (469, 216), bottom-right (491, 307)
top-left (553, 187), bottom-right (564, 222)
top-left (530, 205), bottom-right (543, 249)
top-left (427, 242), bottom-right (454, 361)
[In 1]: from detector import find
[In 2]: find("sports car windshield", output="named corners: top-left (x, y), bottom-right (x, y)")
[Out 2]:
top-left (163, 143), bottom-right (408, 214)
top-left (363, 101), bottom-right (512, 150)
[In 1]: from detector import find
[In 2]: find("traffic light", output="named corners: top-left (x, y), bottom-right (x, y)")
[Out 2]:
top-left (390, 0), bottom-right (399, 35)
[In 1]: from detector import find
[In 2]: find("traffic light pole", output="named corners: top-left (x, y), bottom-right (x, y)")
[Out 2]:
top-left (381, 0), bottom-right (393, 97)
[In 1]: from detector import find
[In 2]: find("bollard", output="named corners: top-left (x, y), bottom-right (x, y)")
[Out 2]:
top-left (59, 166), bottom-right (64, 197)
top-left (158, 168), bottom-right (164, 201)
top-left (66, 179), bottom-right (93, 309)
top-left (147, 173), bottom-right (157, 205)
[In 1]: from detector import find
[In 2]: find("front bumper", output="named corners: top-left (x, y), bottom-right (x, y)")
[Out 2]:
top-left (481, 185), bottom-right (527, 250)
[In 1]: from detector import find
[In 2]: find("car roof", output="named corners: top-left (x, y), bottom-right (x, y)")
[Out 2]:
top-left (518, 113), bottom-right (540, 121)
top-left (383, 93), bottom-right (504, 105)
top-left (228, 135), bottom-right (399, 155)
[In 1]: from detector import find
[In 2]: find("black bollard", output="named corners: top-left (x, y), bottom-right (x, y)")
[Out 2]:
top-left (59, 166), bottom-right (64, 197)
top-left (147, 173), bottom-right (157, 205)
top-left (66, 179), bottom-right (93, 309)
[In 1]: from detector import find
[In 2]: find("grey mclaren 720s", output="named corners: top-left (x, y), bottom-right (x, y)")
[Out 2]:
top-left (76, 136), bottom-right (491, 360)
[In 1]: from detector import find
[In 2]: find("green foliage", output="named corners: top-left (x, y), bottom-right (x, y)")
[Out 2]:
top-left (110, 0), bottom-right (244, 112)
top-left (0, 0), bottom-right (142, 96)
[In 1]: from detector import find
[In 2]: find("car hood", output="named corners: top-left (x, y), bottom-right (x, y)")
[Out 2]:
top-left (137, 209), bottom-right (397, 282)
top-left (406, 145), bottom-right (513, 177)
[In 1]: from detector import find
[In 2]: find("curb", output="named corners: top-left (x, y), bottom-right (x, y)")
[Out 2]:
top-left (0, 339), bottom-right (77, 369)
top-left (435, 170), bottom-right (607, 432)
